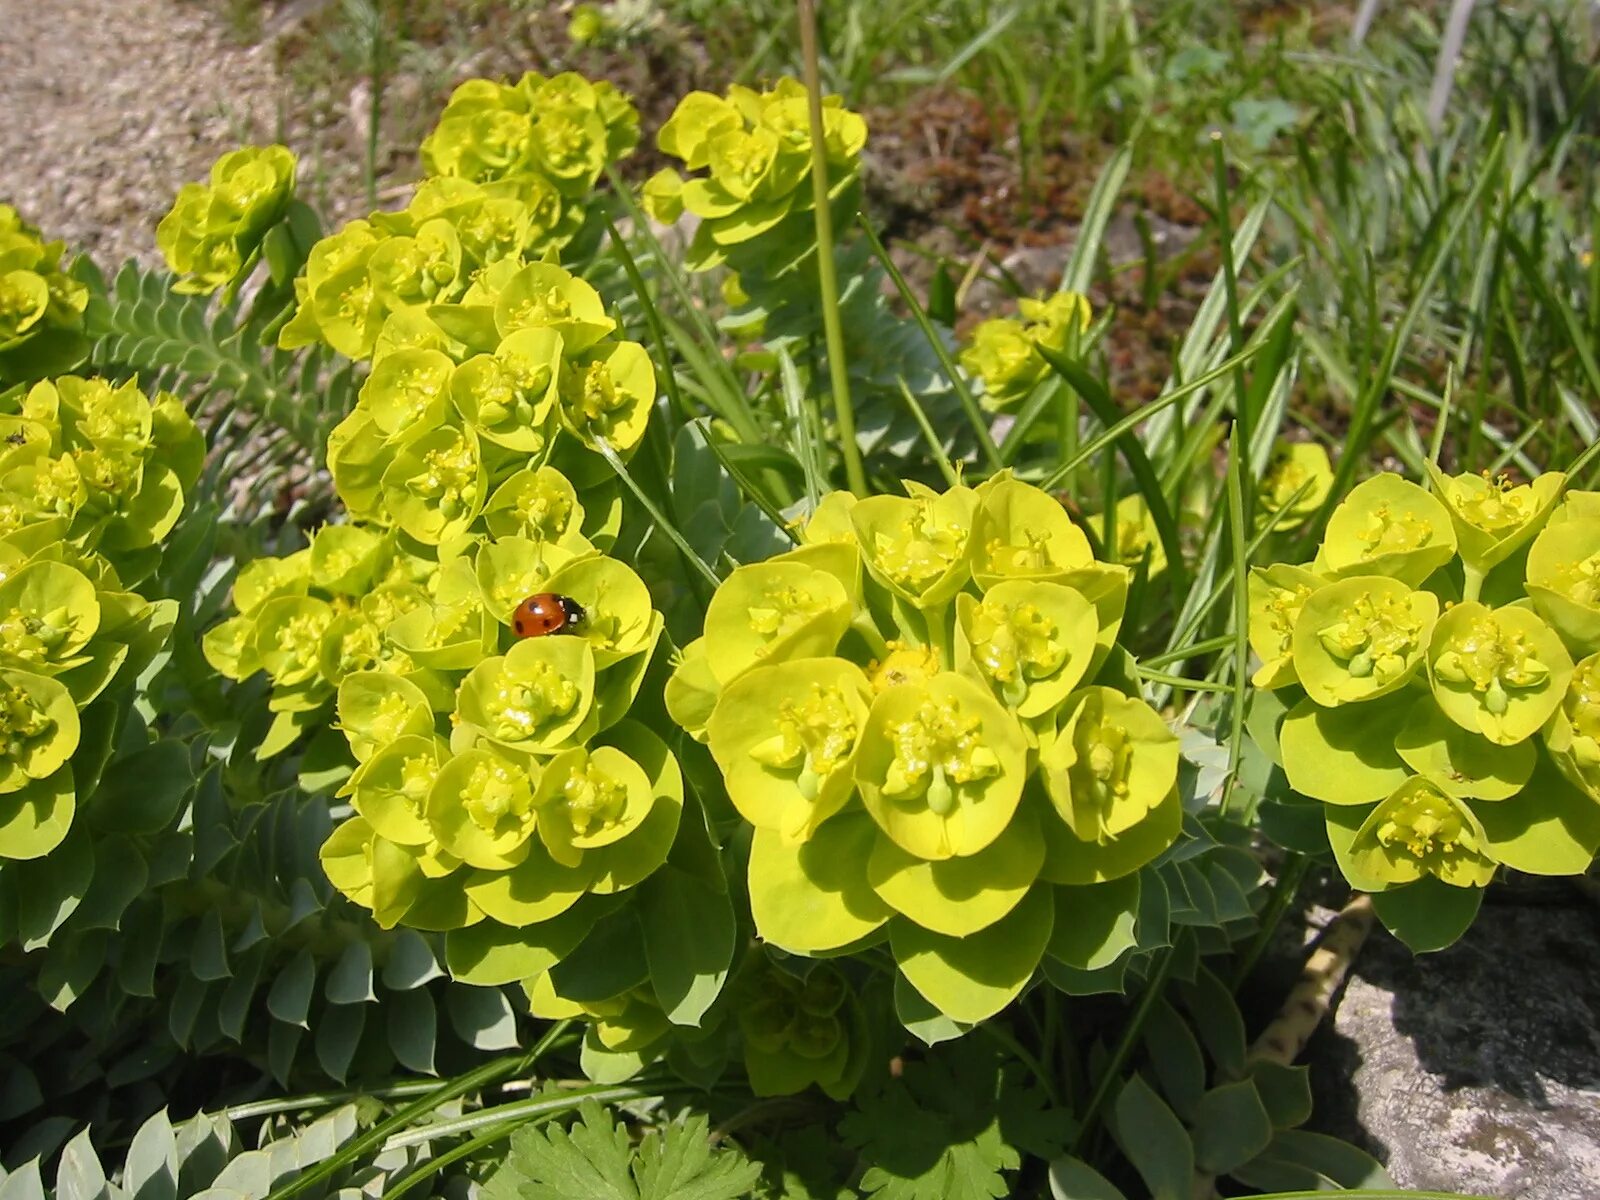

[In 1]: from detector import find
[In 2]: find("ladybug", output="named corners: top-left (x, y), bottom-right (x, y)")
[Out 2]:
top-left (512, 592), bottom-right (586, 638)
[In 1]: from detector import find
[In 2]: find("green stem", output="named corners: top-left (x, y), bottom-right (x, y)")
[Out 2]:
top-left (592, 436), bottom-right (721, 588)
top-left (1066, 934), bottom-right (1186, 1158)
top-left (1230, 854), bottom-right (1310, 991)
top-left (1462, 563), bottom-right (1485, 603)
top-left (263, 1022), bottom-right (573, 1200)
top-left (797, 0), bottom-right (867, 496)
top-left (1219, 431), bottom-right (1251, 820)
top-left (603, 212), bottom-right (690, 424)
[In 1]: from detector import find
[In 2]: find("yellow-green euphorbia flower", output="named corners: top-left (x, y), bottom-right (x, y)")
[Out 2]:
top-left (1258, 441), bottom-right (1332, 528)
top-left (959, 292), bottom-right (1091, 410)
top-left (0, 668), bottom-right (79, 795)
top-left (1089, 494), bottom-right (1166, 576)
top-left (1247, 562), bottom-right (1323, 688)
top-left (955, 579), bottom-right (1097, 719)
top-left (701, 559), bottom-right (851, 685)
top-left (426, 746), bottom-right (538, 870)
top-left (707, 656), bottom-right (872, 843)
top-left (1540, 651), bottom-right (1600, 801)
top-left (970, 475), bottom-right (1093, 587)
top-left (1345, 777), bottom-right (1498, 889)
top-left (456, 635), bottom-right (596, 756)
top-left (852, 486), bottom-right (977, 608)
top-left (348, 733), bottom-right (445, 847)
top-left (1426, 601), bottom-right (1571, 744)
top-left (157, 145), bottom-right (296, 294)
top-left (1525, 507), bottom-right (1600, 653)
top-left (336, 670), bottom-right (435, 763)
top-left (532, 744), bottom-right (654, 867)
top-left (1316, 474), bottom-right (1457, 586)
top-left (1291, 576), bottom-right (1438, 706)
top-left (1039, 686), bottom-right (1180, 843)
top-left (854, 671), bottom-right (1026, 860)
top-left (1424, 464), bottom-right (1565, 575)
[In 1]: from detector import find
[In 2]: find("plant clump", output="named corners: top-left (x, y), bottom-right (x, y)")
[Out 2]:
top-left (0, 375), bottom-right (199, 861)
top-left (1251, 469), bottom-right (1600, 946)
top-left (670, 474), bottom-right (1182, 1026)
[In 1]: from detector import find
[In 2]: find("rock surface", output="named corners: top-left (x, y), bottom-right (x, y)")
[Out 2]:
top-left (0, 0), bottom-right (291, 269)
top-left (1306, 897), bottom-right (1600, 1198)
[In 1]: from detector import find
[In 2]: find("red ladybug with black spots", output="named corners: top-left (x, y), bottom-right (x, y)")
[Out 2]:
top-left (512, 593), bottom-right (586, 638)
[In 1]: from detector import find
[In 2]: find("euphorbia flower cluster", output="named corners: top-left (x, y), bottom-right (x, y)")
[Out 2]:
top-left (156, 145), bottom-right (296, 295)
top-left (1250, 469), bottom-right (1600, 928)
top-left (0, 376), bottom-right (199, 860)
top-left (201, 78), bottom-right (683, 999)
top-left (670, 474), bottom-right (1183, 1025)
top-left (959, 292), bottom-right (1092, 411)
top-left (0, 205), bottom-right (88, 383)
top-left (645, 79), bottom-right (867, 274)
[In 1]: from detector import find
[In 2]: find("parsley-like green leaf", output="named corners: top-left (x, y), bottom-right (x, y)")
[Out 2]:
top-left (840, 1040), bottom-right (1067, 1200)
top-left (484, 1100), bottom-right (762, 1200)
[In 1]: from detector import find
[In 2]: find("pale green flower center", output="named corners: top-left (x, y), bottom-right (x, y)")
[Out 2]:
top-left (880, 698), bottom-right (999, 815)
top-left (1432, 615), bottom-right (1548, 715)
top-left (514, 482), bottom-right (572, 539)
top-left (407, 437), bottom-right (478, 520)
top-left (473, 360), bottom-right (542, 429)
top-left (332, 621), bottom-right (385, 677)
top-left (534, 111), bottom-right (591, 171)
top-left (507, 285), bottom-right (572, 329)
top-left (1072, 712), bottom-right (1135, 816)
top-left (32, 456), bottom-right (81, 516)
top-left (1567, 660), bottom-right (1600, 743)
top-left (0, 271), bottom-right (46, 332)
top-left (77, 394), bottom-right (143, 444)
top-left (558, 759), bottom-right (628, 837)
top-left (720, 132), bottom-right (774, 188)
top-left (1446, 472), bottom-right (1536, 533)
top-left (74, 448), bottom-right (139, 505)
top-left (1352, 502), bottom-right (1437, 558)
top-left (274, 609), bottom-right (332, 671)
top-left (747, 684), bottom-right (857, 800)
top-left (1262, 581), bottom-right (1314, 657)
top-left (1552, 552), bottom-right (1600, 607)
top-left (871, 501), bottom-right (967, 592)
top-left (1376, 788), bottom-right (1481, 868)
top-left (388, 363), bottom-right (449, 424)
top-left (1264, 459), bottom-right (1313, 510)
top-left (335, 277), bottom-right (374, 325)
top-left (0, 608), bottom-right (77, 663)
top-left (462, 758), bottom-right (534, 835)
top-left (0, 681), bottom-right (52, 764)
top-left (399, 754), bottom-right (436, 813)
top-left (1315, 590), bottom-right (1422, 683)
top-left (747, 584), bottom-right (831, 655)
top-left (971, 600), bottom-right (1066, 705)
top-left (566, 360), bottom-right (627, 424)
top-left (980, 529), bottom-right (1055, 576)
top-left (483, 662), bottom-right (578, 740)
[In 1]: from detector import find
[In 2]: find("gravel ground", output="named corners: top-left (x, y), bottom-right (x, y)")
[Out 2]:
top-left (0, 0), bottom-right (289, 269)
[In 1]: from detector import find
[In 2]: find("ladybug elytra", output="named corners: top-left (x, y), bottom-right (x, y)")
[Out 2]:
top-left (512, 592), bottom-right (586, 638)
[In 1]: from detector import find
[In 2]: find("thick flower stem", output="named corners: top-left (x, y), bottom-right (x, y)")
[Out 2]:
top-left (1248, 891), bottom-right (1376, 1067)
top-left (796, 0), bottom-right (868, 496)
